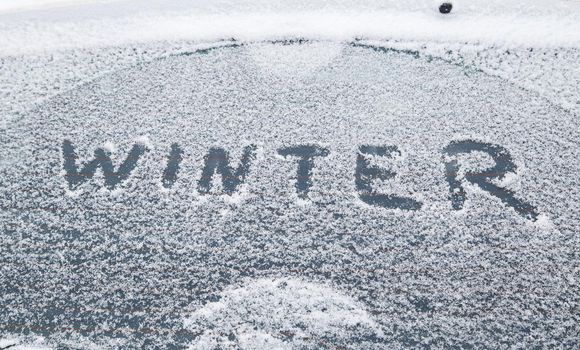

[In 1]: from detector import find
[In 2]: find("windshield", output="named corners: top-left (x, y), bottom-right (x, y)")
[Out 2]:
top-left (1, 1), bottom-right (579, 349)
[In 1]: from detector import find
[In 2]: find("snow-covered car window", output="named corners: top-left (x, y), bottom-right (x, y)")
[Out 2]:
top-left (1, 1), bottom-right (579, 349)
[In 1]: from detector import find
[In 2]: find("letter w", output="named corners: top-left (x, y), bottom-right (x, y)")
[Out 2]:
top-left (62, 140), bottom-right (147, 190)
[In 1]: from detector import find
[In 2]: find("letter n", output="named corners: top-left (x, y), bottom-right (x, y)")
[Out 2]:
top-left (197, 145), bottom-right (257, 195)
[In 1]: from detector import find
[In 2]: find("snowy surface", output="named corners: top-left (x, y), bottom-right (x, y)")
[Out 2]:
top-left (185, 277), bottom-right (385, 349)
top-left (1, 1), bottom-right (579, 349)
top-left (1, 0), bottom-right (580, 56)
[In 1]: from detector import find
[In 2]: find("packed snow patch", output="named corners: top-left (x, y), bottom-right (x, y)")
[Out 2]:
top-left (249, 41), bottom-right (342, 78)
top-left (184, 277), bottom-right (385, 349)
top-left (0, 336), bottom-right (53, 350)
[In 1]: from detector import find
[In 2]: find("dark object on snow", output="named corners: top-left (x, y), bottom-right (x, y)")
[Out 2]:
top-left (439, 2), bottom-right (453, 14)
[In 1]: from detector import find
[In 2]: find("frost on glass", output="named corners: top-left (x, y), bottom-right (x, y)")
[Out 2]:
top-left (0, 42), bottom-right (579, 349)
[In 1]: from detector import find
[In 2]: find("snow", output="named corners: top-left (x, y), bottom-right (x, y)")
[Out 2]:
top-left (184, 277), bottom-right (384, 349)
top-left (102, 141), bottom-right (116, 153)
top-left (0, 336), bottom-right (53, 350)
top-left (0, 1), bottom-right (579, 349)
top-left (0, 0), bottom-right (116, 14)
top-left (0, 0), bottom-right (579, 56)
